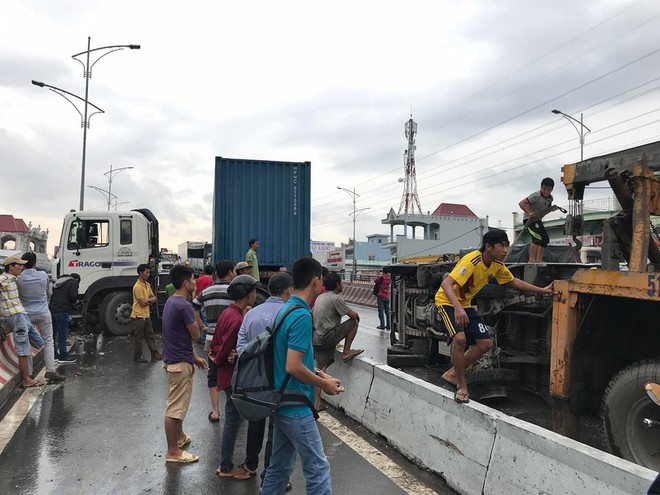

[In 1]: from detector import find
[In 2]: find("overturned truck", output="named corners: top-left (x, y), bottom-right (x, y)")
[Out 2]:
top-left (387, 140), bottom-right (660, 470)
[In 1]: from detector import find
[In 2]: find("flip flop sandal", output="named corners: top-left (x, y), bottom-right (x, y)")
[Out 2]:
top-left (166, 451), bottom-right (199, 463)
top-left (178, 435), bottom-right (192, 448)
top-left (342, 349), bottom-right (364, 362)
top-left (216, 467), bottom-right (246, 478)
top-left (23, 380), bottom-right (44, 388)
top-left (454, 390), bottom-right (470, 404)
top-left (237, 463), bottom-right (257, 478)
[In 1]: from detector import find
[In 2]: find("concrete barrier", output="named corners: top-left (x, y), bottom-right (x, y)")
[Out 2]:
top-left (485, 415), bottom-right (656, 495)
top-left (321, 348), bottom-right (658, 495)
top-left (0, 333), bottom-right (41, 409)
top-left (341, 284), bottom-right (377, 307)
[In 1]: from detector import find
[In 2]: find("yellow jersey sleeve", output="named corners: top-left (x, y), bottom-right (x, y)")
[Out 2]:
top-left (493, 262), bottom-right (514, 284)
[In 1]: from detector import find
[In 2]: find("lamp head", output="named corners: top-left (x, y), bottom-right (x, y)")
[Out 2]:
top-left (31, 80), bottom-right (45, 87)
top-left (128, 45), bottom-right (141, 50)
top-left (551, 109), bottom-right (561, 114)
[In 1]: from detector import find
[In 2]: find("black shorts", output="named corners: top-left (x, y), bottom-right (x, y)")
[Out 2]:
top-left (527, 220), bottom-right (549, 248)
top-left (436, 305), bottom-right (492, 346)
top-left (207, 356), bottom-right (218, 389)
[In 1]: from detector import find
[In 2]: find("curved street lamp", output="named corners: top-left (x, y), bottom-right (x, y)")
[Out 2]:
top-left (104, 164), bottom-right (134, 211)
top-left (87, 184), bottom-right (117, 207)
top-left (32, 37), bottom-right (140, 211)
top-left (551, 109), bottom-right (592, 163)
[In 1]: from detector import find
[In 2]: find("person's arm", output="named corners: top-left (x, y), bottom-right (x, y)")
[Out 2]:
top-left (185, 320), bottom-right (201, 343)
top-left (192, 308), bottom-right (207, 333)
top-left (213, 321), bottom-right (239, 366)
top-left (440, 275), bottom-right (469, 328)
top-left (192, 347), bottom-right (208, 370)
top-left (346, 309), bottom-right (360, 321)
top-left (519, 197), bottom-right (533, 216)
top-left (285, 349), bottom-right (344, 395)
top-left (69, 281), bottom-right (79, 307)
top-left (507, 278), bottom-right (554, 295)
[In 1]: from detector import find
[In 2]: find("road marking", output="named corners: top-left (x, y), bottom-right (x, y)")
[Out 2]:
top-left (0, 369), bottom-right (46, 454)
top-left (319, 412), bottom-right (438, 495)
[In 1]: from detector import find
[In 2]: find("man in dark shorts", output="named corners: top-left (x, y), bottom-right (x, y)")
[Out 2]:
top-left (519, 177), bottom-right (559, 263)
top-left (435, 229), bottom-right (554, 404)
top-left (192, 260), bottom-right (235, 423)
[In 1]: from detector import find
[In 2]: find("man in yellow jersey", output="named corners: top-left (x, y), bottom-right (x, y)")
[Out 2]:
top-left (435, 229), bottom-right (553, 403)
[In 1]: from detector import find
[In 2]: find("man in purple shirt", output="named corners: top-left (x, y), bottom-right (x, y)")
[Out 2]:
top-left (162, 264), bottom-right (207, 463)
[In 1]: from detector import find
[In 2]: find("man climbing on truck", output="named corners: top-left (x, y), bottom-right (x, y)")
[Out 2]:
top-left (519, 177), bottom-right (559, 263)
top-left (436, 229), bottom-right (554, 404)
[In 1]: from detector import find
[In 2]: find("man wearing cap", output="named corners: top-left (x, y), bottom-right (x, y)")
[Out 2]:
top-left (435, 229), bottom-right (554, 404)
top-left (234, 261), bottom-right (253, 276)
top-left (210, 274), bottom-right (258, 481)
top-left (236, 272), bottom-right (294, 491)
top-left (0, 256), bottom-right (45, 387)
top-left (17, 252), bottom-right (65, 382)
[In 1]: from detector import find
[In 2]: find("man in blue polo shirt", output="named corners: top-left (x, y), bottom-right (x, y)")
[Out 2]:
top-left (261, 258), bottom-right (344, 495)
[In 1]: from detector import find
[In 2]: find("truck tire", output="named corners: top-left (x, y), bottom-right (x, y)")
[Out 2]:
top-left (601, 359), bottom-right (660, 470)
top-left (100, 292), bottom-right (134, 336)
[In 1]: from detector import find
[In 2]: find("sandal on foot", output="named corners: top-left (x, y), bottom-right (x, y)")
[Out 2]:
top-left (236, 463), bottom-right (257, 479)
top-left (216, 466), bottom-right (247, 479)
top-left (342, 349), bottom-right (364, 362)
top-left (23, 380), bottom-right (44, 388)
top-left (166, 451), bottom-right (199, 463)
top-left (178, 434), bottom-right (192, 448)
top-left (454, 390), bottom-right (470, 404)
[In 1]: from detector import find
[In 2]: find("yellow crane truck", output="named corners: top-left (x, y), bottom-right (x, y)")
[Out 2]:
top-left (387, 140), bottom-right (660, 470)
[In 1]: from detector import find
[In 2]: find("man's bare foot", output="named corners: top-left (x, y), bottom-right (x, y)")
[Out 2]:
top-left (441, 371), bottom-right (457, 386)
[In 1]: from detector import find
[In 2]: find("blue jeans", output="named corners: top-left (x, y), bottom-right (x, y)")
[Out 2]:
top-left (220, 388), bottom-right (244, 472)
top-left (51, 312), bottom-right (71, 359)
top-left (262, 413), bottom-right (331, 495)
top-left (8, 313), bottom-right (44, 356)
top-left (377, 297), bottom-right (390, 329)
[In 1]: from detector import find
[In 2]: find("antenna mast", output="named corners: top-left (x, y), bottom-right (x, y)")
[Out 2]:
top-left (398, 114), bottom-right (423, 215)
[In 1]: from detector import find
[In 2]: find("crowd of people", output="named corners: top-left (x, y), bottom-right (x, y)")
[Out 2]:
top-left (0, 253), bottom-right (78, 388)
top-left (158, 250), bottom-right (356, 494)
top-left (151, 239), bottom-right (370, 494)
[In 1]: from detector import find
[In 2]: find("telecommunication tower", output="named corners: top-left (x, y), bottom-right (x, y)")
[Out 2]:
top-left (398, 115), bottom-right (423, 215)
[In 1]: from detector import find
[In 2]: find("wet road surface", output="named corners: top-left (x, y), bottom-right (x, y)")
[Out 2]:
top-left (0, 309), bottom-right (454, 495)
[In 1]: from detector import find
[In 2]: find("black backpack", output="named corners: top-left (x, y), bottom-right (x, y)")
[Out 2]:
top-left (373, 277), bottom-right (382, 296)
top-left (231, 304), bottom-right (317, 421)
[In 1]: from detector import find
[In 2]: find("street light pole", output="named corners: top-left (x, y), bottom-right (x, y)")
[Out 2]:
top-left (87, 184), bottom-right (117, 206)
top-left (551, 109), bottom-right (592, 262)
top-left (551, 109), bottom-right (591, 163)
top-left (71, 37), bottom-right (140, 211)
top-left (104, 164), bottom-right (134, 211)
top-left (337, 186), bottom-right (359, 282)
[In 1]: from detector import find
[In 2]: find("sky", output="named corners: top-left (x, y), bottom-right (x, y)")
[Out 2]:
top-left (2, 0), bottom-right (660, 256)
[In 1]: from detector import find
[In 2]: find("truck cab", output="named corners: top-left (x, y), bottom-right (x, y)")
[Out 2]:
top-left (55, 209), bottom-right (160, 335)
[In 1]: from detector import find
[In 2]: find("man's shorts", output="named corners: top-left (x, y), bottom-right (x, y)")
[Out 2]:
top-left (436, 306), bottom-right (492, 346)
top-left (164, 362), bottom-right (194, 420)
top-left (527, 220), bottom-right (550, 248)
top-left (8, 313), bottom-right (45, 356)
top-left (207, 356), bottom-right (218, 389)
top-left (313, 319), bottom-right (355, 369)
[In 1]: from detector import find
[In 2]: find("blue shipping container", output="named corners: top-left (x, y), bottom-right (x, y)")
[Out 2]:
top-left (212, 157), bottom-right (311, 272)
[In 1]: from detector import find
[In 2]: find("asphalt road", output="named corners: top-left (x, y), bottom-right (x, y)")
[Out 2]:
top-left (0, 307), bottom-right (454, 495)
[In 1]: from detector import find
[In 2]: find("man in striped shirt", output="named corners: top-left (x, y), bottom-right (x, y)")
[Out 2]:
top-left (192, 260), bottom-right (235, 422)
top-left (0, 256), bottom-right (45, 387)
top-left (435, 229), bottom-right (553, 404)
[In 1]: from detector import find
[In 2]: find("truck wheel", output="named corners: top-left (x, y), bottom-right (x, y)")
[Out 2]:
top-left (601, 359), bottom-right (660, 470)
top-left (100, 292), bottom-right (134, 336)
